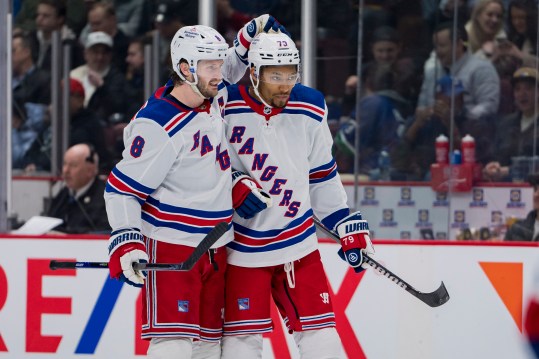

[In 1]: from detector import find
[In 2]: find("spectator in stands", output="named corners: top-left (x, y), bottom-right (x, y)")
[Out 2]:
top-left (341, 26), bottom-right (422, 116)
top-left (15, 0), bottom-right (87, 36)
top-left (70, 31), bottom-right (127, 124)
top-left (465, 0), bottom-right (505, 58)
top-left (416, 22), bottom-right (500, 121)
top-left (124, 36), bottom-right (147, 118)
top-left (12, 33), bottom-right (51, 106)
top-left (216, 0), bottom-right (252, 44)
top-left (505, 174), bottom-right (539, 240)
top-left (66, 78), bottom-right (111, 172)
top-left (483, 67), bottom-right (539, 181)
top-left (45, 143), bottom-right (110, 234)
top-left (21, 78), bottom-right (111, 173)
top-left (28, 0), bottom-right (82, 72)
top-left (394, 72), bottom-right (496, 180)
top-left (12, 101), bottom-right (38, 170)
top-left (154, 0), bottom-right (197, 73)
top-left (492, 0), bottom-right (538, 67)
top-left (334, 63), bottom-right (412, 177)
top-left (426, 0), bottom-right (471, 39)
top-left (82, 2), bottom-right (130, 73)
top-left (492, 53), bottom-right (522, 116)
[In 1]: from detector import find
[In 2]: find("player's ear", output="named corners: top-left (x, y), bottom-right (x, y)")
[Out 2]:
top-left (249, 66), bottom-right (257, 80)
top-left (179, 62), bottom-right (191, 79)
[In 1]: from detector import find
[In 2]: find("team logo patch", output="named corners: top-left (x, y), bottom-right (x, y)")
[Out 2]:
top-left (178, 300), bottom-right (189, 313)
top-left (451, 210), bottom-right (469, 229)
top-left (361, 186), bottom-right (379, 206)
top-left (469, 188), bottom-right (487, 207)
top-left (398, 187), bottom-right (415, 206)
top-left (263, 106), bottom-right (272, 115)
top-left (491, 210), bottom-right (503, 224)
top-left (416, 209), bottom-right (432, 228)
top-left (380, 209), bottom-right (397, 227)
top-left (238, 298), bottom-right (250, 311)
top-left (433, 191), bottom-right (449, 207)
top-left (400, 231), bottom-right (411, 239)
top-left (507, 189), bottom-right (525, 208)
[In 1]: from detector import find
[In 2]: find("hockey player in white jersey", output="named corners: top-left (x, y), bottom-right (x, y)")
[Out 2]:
top-left (104, 18), bottom-right (283, 359)
top-left (221, 33), bottom-right (375, 358)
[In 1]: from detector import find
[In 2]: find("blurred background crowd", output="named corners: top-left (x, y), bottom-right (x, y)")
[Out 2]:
top-left (6, 0), bottom-right (539, 238)
top-left (9, 0), bottom-right (539, 184)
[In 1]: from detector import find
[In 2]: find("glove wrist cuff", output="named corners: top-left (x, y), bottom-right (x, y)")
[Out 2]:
top-left (108, 229), bottom-right (145, 256)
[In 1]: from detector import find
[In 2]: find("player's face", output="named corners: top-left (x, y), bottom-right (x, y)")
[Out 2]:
top-left (257, 65), bottom-right (298, 108)
top-left (196, 59), bottom-right (224, 98)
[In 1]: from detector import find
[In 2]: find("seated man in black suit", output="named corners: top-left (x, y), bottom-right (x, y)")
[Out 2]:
top-left (46, 143), bottom-right (110, 234)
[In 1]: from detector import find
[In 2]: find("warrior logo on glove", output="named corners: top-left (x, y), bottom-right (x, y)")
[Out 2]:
top-left (335, 212), bottom-right (375, 273)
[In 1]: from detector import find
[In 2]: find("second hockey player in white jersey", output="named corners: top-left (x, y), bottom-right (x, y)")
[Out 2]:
top-left (221, 33), bottom-right (375, 358)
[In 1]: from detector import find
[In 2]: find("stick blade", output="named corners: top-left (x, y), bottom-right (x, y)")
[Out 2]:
top-left (411, 281), bottom-right (450, 307)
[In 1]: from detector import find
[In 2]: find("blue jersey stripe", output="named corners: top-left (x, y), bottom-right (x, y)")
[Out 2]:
top-left (309, 169), bottom-right (338, 184)
top-left (233, 209), bottom-right (313, 237)
top-left (145, 196), bottom-right (233, 218)
top-left (227, 226), bottom-right (316, 252)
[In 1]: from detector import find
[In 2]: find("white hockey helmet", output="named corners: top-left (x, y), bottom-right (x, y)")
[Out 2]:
top-left (170, 25), bottom-right (229, 81)
top-left (248, 32), bottom-right (300, 79)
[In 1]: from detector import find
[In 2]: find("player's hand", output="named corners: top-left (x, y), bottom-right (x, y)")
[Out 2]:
top-left (234, 14), bottom-right (289, 60)
top-left (335, 212), bottom-right (374, 273)
top-left (108, 229), bottom-right (148, 287)
top-left (232, 170), bottom-right (272, 219)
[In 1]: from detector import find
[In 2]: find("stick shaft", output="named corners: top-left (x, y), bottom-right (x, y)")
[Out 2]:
top-left (313, 217), bottom-right (449, 307)
top-left (49, 222), bottom-right (229, 272)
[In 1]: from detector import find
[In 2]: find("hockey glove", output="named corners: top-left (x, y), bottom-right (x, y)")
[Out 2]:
top-left (335, 212), bottom-right (375, 273)
top-left (234, 14), bottom-right (290, 61)
top-left (232, 170), bottom-right (272, 219)
top-left (108, 228), bottom-right (148, 287)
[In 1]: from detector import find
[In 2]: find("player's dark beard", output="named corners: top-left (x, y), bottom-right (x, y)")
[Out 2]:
top-left (271, 93), bottom-right (289, 108)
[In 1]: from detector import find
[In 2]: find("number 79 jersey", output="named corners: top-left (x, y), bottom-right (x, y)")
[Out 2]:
top-left (223, 83), bottom-right (350, 267)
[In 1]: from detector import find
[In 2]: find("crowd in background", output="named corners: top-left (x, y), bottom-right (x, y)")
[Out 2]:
top-left (9, 0), bottom-right (539, 182)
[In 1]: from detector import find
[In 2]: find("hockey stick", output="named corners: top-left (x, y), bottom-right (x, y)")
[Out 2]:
top-left (313, 217), bottom-right (450, 307)
top-left (49, 221), bottom-right (229, 271)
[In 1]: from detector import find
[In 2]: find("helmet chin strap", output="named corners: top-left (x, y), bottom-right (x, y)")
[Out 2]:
top-left (178, 67), bottom-right (208, 100)
top-left (250, 73), bottom-right (273, 109)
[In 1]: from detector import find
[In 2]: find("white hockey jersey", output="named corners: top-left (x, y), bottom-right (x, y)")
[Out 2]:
top-left (223, 84), bottom-right (350, 267)
top-left (104, 52), bottom-right (247, 248)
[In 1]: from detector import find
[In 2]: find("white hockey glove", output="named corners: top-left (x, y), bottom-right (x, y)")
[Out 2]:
top-left (234, 14), bottom-right (290, 61)
top-left (232, 170), bottom-right (272, 219)
top-left (108, 228), bottom-right (148, 287)
top-left (335, 212), bottom-right (375, 273)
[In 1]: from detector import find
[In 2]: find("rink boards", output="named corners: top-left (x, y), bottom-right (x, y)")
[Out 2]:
top-left (0, 235), bottom-right (538, 359)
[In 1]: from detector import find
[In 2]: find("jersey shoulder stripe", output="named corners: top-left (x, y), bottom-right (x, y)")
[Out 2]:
top-left (135, 84), bottom-right (199, 137)
top-left (309, 159), bottom-right (338, 184)
top-left (105, 167), bottom-right (155, 204)
top-left (282, 84), bottom-right (326, 122)
top-left (229, 210), bottom-right (316, 252)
